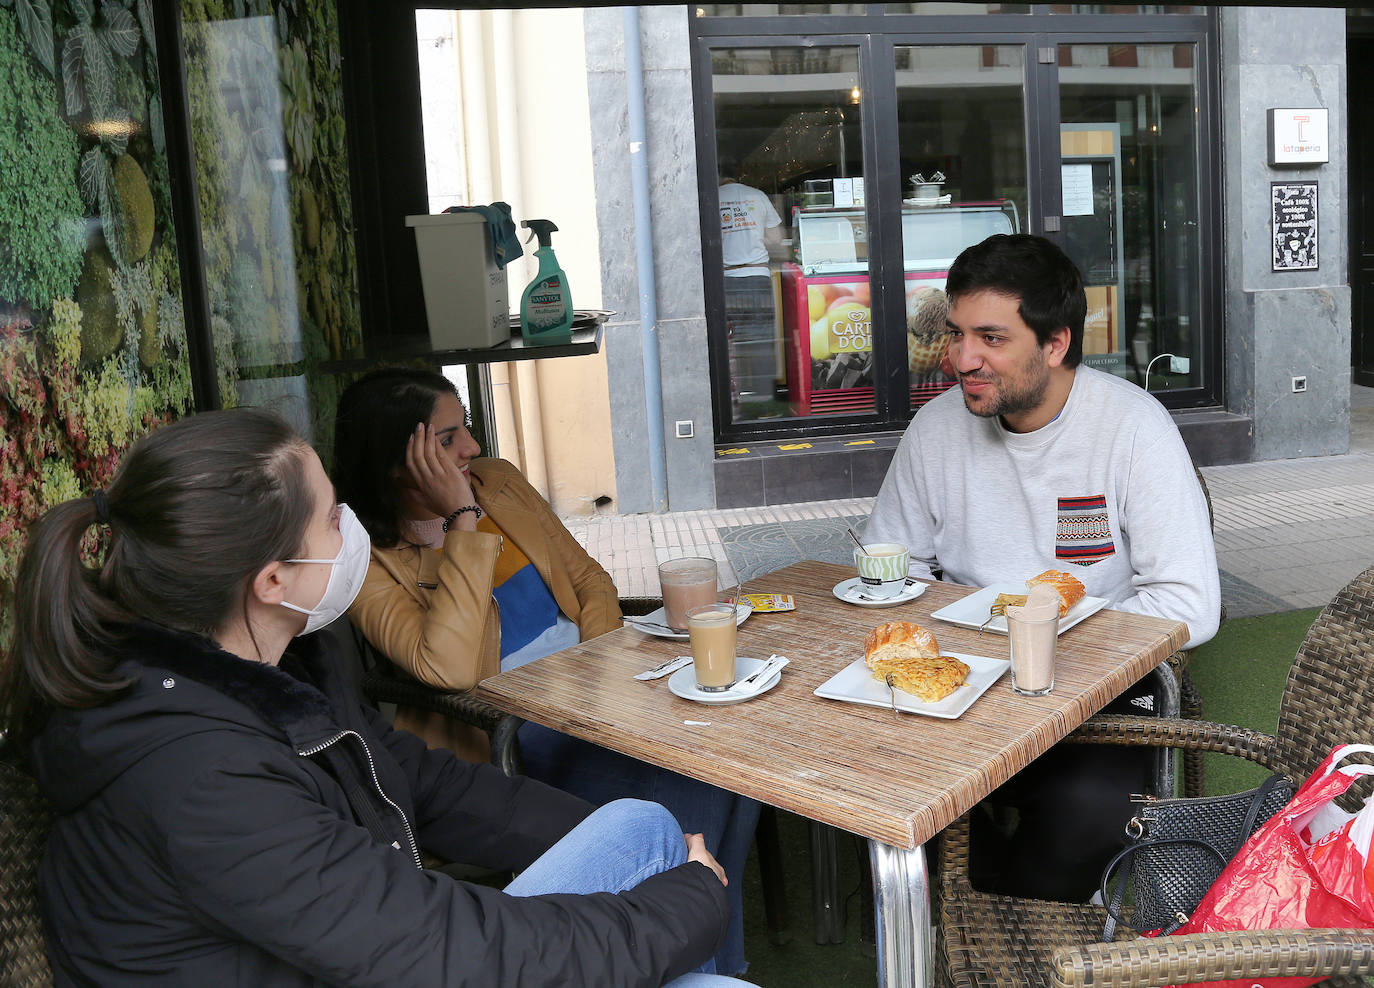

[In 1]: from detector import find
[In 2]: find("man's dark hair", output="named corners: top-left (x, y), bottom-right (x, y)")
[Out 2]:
top-left (716, 150), bottom-right (739, 181)
top-left (944, 233), bottom-right (1086, 369)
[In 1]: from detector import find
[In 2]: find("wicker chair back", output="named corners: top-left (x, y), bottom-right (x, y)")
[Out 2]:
top-left (0, 757), bottom-right (53, 986)
top-left (1275, 563), bottom-right (1374, 786)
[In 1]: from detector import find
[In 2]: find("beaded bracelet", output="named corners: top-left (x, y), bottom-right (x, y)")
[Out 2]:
top-left (441, 504), bottom-right (482, 532)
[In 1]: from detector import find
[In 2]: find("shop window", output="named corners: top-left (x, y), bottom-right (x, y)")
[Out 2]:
top-left (695, 8), bottom-right (1220, 439)
top-left (1050, 5), bottom-right (1203, 13)
top-left (1057, 42), bottom-right (1203, 394)
top-left (894, 44), bottom-right (1027, 411)
top-left (709, 45), bottom-right (870, 422)
top-left (883, 3), bottom-right (1030, 13)
top-left (697, 3), bottom-right (867, 16)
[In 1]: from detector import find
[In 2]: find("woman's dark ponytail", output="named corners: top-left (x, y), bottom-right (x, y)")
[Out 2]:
top-left (0, 409), bottom-right (313, 742)
top-left (2, 498), bottom-right (133, 739)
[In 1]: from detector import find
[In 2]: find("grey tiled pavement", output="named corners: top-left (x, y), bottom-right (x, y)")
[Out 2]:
top-left (564, 385), bottom-right (1374, 620)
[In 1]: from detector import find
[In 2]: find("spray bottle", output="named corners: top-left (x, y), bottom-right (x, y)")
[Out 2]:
top-left (519, 219), bottom-right (574, 346)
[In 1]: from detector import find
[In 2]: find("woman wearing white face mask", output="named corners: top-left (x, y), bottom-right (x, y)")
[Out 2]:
top-left (0, 409), bottom-right (750, 988)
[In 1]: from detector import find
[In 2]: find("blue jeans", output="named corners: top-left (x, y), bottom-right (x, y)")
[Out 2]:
top-left (505, 799), bottom-right (753, 987)
top-left (518, 723), bottom-right (761, 976)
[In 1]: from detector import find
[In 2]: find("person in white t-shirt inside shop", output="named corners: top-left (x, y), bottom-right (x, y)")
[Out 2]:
top-left (718, 155), bottom-right (784, 407)
top-left (866, 232), bottom-right (1221, 900)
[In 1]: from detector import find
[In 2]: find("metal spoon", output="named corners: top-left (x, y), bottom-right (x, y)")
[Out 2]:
top-left (622, 617), bottom-right (685, 634)
top-left (884, 673), bottom-right (900, 718)
top-left (847, 528), bottom-right (871, 556)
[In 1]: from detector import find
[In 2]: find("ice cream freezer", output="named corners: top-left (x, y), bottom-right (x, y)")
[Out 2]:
top-left (780, 200), bottom-right (1020, 416)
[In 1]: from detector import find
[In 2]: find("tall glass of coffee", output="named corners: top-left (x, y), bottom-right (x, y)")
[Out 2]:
top-left (658, 557), bottom-right (718, 631)
top-left (686, 603), bottom-right (738, 691)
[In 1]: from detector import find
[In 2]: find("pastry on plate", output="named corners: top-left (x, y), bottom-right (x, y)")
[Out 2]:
top-left (988, 592), bottom-right (1028, 618)
top-left (863, 621), bottom-right (969, 703)
top-left (1025, 569), bottom-right (1087, 618)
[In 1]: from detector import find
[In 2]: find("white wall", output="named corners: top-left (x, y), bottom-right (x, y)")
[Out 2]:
top-left (414, 8), bottom-right (618, 515)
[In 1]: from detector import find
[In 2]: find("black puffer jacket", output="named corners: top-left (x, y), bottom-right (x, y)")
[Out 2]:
top-left (29, 623), bottom-right (727, 987)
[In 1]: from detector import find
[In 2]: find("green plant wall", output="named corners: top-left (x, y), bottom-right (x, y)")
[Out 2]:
top-left (0, 0), bottom-right (194, 653)
top-left (1, 0), bottom-right (367, 659)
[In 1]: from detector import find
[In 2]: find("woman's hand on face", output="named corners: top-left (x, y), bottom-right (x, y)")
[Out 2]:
top-left (404, 424), bottom-right (477, 524)
top-left (684, 833), bottom-right (727, 886)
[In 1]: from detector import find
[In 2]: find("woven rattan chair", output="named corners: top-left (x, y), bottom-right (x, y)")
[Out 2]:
top-left (1168, 464), bottom-right (1222, 797)
top-left (937, 563), bottom-right (1374, 987)
top-left (356, 596), bottom-right (669, 778)
top-left (0, 754), bottom-right (53, 987)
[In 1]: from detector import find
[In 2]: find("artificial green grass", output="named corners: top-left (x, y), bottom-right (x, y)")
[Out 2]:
top-left (738, 815), bottom-right (876, 986)
top-left (736, 607), bottom-right (1326, 985)
top-left (1187, 607), bottom-right (1321, 797)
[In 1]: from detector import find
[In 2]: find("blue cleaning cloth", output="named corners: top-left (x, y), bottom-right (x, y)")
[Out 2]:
top-left (442, 202), bottom-right (524, 270)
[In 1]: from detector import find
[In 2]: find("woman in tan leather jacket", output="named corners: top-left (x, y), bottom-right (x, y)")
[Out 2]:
top-left (332, 368), bottom-right (759, 976)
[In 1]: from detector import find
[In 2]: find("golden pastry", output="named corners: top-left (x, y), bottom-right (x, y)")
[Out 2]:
top-left (863, 621), bottom-right (969, 702)
top-left (870, 654), bottom-right (970, 703)
top-left (1025, 570), bottom-right (1087, 618)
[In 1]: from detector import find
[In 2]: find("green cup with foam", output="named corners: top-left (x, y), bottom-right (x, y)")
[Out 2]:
top-left (853, 542), bottom-right (910, 599)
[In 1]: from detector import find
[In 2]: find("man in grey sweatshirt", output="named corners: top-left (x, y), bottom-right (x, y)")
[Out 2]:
top-left (867, 233), bottom-right (1220, 899)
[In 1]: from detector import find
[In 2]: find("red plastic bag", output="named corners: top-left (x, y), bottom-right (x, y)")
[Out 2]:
top-left (1163, 744), bottom-right (1374, 988)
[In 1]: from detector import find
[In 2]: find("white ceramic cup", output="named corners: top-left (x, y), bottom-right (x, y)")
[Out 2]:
top-left (853, 542), bottom-right (910, 600)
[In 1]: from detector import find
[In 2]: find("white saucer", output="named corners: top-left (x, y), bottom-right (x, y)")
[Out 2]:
top-left (832, 576), bottom-right (927, 608)
top-left (667, 656), bottom-right (782, 705)
top-left (624, 601), bottom-right (753, 640)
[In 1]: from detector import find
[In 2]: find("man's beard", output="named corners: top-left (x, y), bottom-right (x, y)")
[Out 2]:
top-left (959, 348), bottom-right (1051, 420)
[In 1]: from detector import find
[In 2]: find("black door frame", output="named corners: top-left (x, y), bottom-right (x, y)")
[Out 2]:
top-left (1349, 20), bottom-right (1374, 388)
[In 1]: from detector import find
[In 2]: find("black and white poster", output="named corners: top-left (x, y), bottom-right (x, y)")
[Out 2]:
top-left (1271, 182), bottom-right (1318, 271)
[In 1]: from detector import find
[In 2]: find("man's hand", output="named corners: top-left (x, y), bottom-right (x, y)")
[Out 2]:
top-left (685, 833), bottom-right (727, 886)
top-left (403, 423), bottom-right (478, 527)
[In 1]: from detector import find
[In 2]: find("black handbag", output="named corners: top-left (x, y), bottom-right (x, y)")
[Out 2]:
top-left (1099, 772), bottom-right (1296, 939)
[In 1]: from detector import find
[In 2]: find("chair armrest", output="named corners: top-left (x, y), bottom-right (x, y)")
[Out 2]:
top-left (360, 670), bottom-right (509, 733)
top-left (359, 670), bottom-right (525, 776)
top-left (1050, 929), bottom-right (1374, 988)
top-left (1062, 714), bottom-right (1279, 768)
top-left (619, 596), bottom-right (664, 618)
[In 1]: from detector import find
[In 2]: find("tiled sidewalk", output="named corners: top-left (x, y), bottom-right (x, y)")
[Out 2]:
top-left (1204, 383), bottom-right (1374, 615)
top-left (563, 498), bottom-right (877, 598)
top-left (565, 385), bottom-right (1374, 619)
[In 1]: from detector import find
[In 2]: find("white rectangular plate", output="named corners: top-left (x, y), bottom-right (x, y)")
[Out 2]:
top-left (929, 583), bottom-right (1109, 636)
top-left (813, 651), bottom-right (1009, 720)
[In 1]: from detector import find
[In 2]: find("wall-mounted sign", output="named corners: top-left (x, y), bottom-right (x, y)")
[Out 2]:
top-left (1267, 108), bottom-right (1328, 165)
top-left (1271, 182), bottom-right (1318, 271)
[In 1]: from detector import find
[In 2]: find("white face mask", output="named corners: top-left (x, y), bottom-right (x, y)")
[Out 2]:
top-left (281, 503), bottom-right (371, 635)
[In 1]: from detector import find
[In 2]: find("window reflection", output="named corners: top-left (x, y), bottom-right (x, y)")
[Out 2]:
top-left (1050, 5), bottom-right (1203, 13)
top-left (1057, 42), bottom-right (1201, 393)
top-left (182, 0), bottom-right (362, 441)
top-left (712, 46), bottom-right (870, 421)
top-left (698, 3), bottom-right (866, 16)
top-left (883, 3), bottom-right (1031, 13)
top-left (895, 44), bottom-right (1027, 411)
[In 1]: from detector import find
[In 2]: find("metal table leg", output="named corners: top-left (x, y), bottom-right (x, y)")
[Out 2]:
top-left (869, 839), bottom-right (932, 988)
top-left (810, 820), bottom-right (845, 943)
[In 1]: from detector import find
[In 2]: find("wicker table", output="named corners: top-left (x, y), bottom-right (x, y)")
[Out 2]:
top-left (477, 560), bottom-right (1189, 987)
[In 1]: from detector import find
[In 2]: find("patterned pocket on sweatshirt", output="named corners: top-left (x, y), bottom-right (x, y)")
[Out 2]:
top-left (1055, 494), bottom-right (1115, 566)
